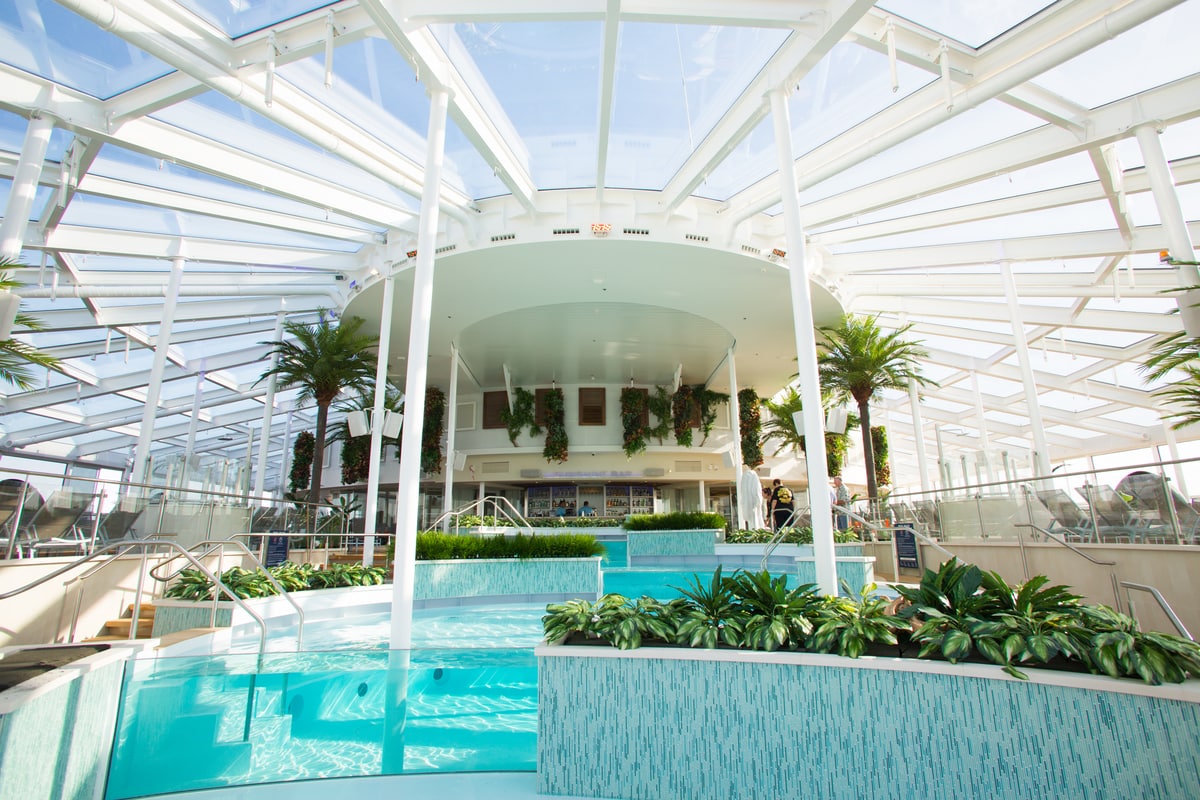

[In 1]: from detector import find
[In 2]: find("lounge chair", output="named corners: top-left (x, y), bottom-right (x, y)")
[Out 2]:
top-left (1075, 484), bottom-right (1166, 543)
top-left (18, 490), bottom-right (97, 557)
top-left (1116, 471), bottom-right (1200, 544)
top-left (1035, 489), bottom-right (1096, 542)
top-left (912, 499), bottom-right (942, 536)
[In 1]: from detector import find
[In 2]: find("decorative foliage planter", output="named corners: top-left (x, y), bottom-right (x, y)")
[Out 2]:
top-left (536, 645), bottom-right (1200, 800)
top-left (626, 529), bottom-right (719, 562)
top-left (415, 557), bottom-right (601, 603)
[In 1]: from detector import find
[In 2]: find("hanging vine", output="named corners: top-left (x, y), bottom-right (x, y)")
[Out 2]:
top-left (695, 387), bottom-right (729, 445)
top-left (341, 434), bottom-right (370, 484)
top-left (289, 431), bottom-right (315, 496)
top-left (672, 384), bottom-right (698, 447)
top-left (620, 387), bottom-right (649, 458)
top-left (421, 387), bottom-right (447, 475)
top-left (871, 425), bottom-right (890, 488)
top-left (647, 386), bottom-right (673, 443)
top-left (500, 386), bottom-right (541, 445)
top-left (738, 388), bottom-right (763, 468)
top-left (542, 387), bottom-right (569, 463)
top-left (826, 432), bottom-right (848, 478)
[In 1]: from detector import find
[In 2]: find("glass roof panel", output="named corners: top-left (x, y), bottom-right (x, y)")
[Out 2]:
top-left (876, 1), bottom-right (1054, 48)
top-left (445, 21), bottom-right (598, 191)
top-left (174, 0), bottom-right (336, 38)
top-left (152, 92), bottom-right (415, 208)
top-left (1035, 3), bottom-right (1200, 109)
top-left (0, 0), bottom-right (172, 98)
top-left (1038, 390), bottom-right (1107, 413)
top-left (801, 100), bottom-right (1046, 206)
top-left (699, 41), bottom-right (931, 202)
top-left (0, 178), bottom-right (55, 222)
top-left (608, 22), bottom-right (789, 190)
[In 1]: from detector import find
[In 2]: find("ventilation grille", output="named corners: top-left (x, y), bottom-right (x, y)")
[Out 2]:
top-left (552, 227), bottom-right (580, 236)
top-left (685, 233), bottom-right (709, 243)
top-left (520, 469), bottom-right (543, 478)
top-left (435, 244), bottom-right (457, 254)
top-left (481, 461), bottom-right (509, 474)
top-left (623, 227), bottom-right (650, 236)
top-left (643, 467), bottom-right (666, 477)
top-left (490, 233), bottom-right (515, 242)
top-left (741, 244), bottom-right (761, 256)
top-left (674, 460), bottom-right (702, 473)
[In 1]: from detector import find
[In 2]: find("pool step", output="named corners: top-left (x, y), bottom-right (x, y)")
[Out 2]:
top-left (85, 603), bottom-right (156, 641)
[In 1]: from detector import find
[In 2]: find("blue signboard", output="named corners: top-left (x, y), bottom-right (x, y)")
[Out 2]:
top-left (894, 522), bottom-right (920, 570)
top-left (264, 534), bottom-right (290, 567)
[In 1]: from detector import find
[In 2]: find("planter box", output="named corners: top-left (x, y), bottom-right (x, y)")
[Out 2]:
top-left (152, 598), bottom-right (234, 638)
top-left (416, 557), bottom-right (602, 604)
top-left (536, 645), bottom-right (1200, 800)
top-left (626, 529), bottom-right (720, 563)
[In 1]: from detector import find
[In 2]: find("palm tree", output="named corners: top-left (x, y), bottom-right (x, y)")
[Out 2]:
top-left (259, 315), bottom-right (379, 507)
top-left (0, 257), bottom-right (58, 388)
top-left (818, 314), bottom-right (928, 501)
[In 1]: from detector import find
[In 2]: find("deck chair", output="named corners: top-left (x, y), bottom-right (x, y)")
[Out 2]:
top-left (912, 499), bottom-right (942, 536)
top-left (0, 481), bottom-right (43, 558)
top-left (1035, 489), bottom-right (1096, 542)
top-left (98, 506), bottom-right (146, 542)
top-left (1075, 484), bottom-right (1163, 543)
top-left (1117, 471), bottom-right (1200, 544)
top-left (19, 490), bottom-right (96, 557)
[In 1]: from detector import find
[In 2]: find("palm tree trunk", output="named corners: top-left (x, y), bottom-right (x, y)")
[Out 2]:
top-left (309, 401), bottom-right (330, 509)
top-left (857, 397), bottom-right (877, 502)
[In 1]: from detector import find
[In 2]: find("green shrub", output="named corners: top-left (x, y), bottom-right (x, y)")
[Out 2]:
top-left (415, 531), bottom-right (603, 560)
top-left (623, 511), bottom-right (726, 531)
top-left (163, 560), bottom-right (386, 600)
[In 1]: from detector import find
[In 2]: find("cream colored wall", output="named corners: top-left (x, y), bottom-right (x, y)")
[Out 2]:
top-left (866, 540), bottom-right (1200, 637)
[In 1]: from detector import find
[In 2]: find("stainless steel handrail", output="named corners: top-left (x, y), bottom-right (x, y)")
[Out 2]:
top-left (1014, 523), bottom-right (1122, 612)
top-left (429, 494), bottom-right (536, 533)
top-left (0, 539), bottom-right (272, 653)
top-left (1121, 581), bottom-right (1193, 640)
top-left (759, 506), bottom-right (807, 570)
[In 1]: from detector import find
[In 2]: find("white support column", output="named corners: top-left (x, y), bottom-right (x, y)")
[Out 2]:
top-left (698, 479), bottom-right (707, 511)
top-left (391, 87), bottom-right (450, 650)
top-left (278, 407), bottom-right (296, 498)
top-left (935, 425), bottom-right (951, 494)
top-left (243, 427), bottom-right (255, 493)
top-left (363, 272), bottom-right (397, 566)
top-left (999, 262), bottom-right (1052, 478)
top-left (1135, 124), bottom-right (1200, 336)
top-left (907, 378), bottom-right (932, 493)
top-left (769, 87), bottom-right (836, 596)
top-left (254, 312), bottom-right (286, 500)
top-left (726, 347), bottom-right (742, 525)
top-left (970, 371), bottom-right (995, 487)
top-left (442, 345), bottom-right (460, 531)
top-left (184, 369), bottom-right (205, 463)
top-left (1162, 421), bottom-right (1189, 498)
top-left (0, 115), bottom-right (54, 259)
top-left (131, 256), bottom-right (184, 487)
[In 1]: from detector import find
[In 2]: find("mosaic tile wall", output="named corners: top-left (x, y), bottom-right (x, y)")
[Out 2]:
top-left (0, 655), bottom-right (127, 800)
top-left (626, 530), bottom-right (718, 559)
top-left (152, 604), bottom-right (233, 637)
top-left (414, 557), bottom-right (601, 600)
top-left (538, 652), bottom-right (1200, 800)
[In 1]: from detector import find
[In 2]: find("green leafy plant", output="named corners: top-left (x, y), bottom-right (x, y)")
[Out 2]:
top-left (415, 531), bottom-right (603, 560)
top-left (695, 387), bottom-right (729, 445)
top-left (807, 581), bottom-right (902, 659)
top-left (620, 387), bottom-right (650, 457)
top-left (672, 567), bottom-right (744, 648)
top-left (422, 386), bottom-right (447, 474)
top-left (671, 384), bottom-right (698, 447)
top-left (1082, 605), bottom-right (1200, 685)
top-left (729, 570), bottom-right (818, 651)
top-left (737, 388), bottom-right (763, 468)
top-left (623, 511), bottom-right (726, 531)
top-left (647, 386), bottom-right (674, 444)
top-left (500, 387), bottom-right (541, 445)
top-left (542, 387), bottom-right (569, 463)
top-left (289, 431), bottom-right (315, 498)
top-left (0, 257), bottom-right (60, 389)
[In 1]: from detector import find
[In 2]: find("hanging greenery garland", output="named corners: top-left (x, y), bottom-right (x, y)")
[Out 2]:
top-left (871, 425), bottom-right (890, 488)
top-left (290, 431), bottom-right (315, 496)
top-left (826, 432), bottom-right (848, 478)
top-left (738, 388), bottom-right (763, 468)
top-left (672, 384), bottom-right (698, 447)
top-left (421, 387), bottom-right (446, 475)
top-left (341, 434), bottom-right (370, 484)
top-left (620, 387), bottom-right (649, 458)
top-left (695, 387), bottom-right (730, 445)
top-left (500, 386), bottom-right (541, 445)
top-left (542, 387), bottom-right (569, 463)
top-left (647, 386), bottom-right (673, 443)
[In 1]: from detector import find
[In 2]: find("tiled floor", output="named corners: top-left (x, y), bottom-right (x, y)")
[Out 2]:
top-left (151, 773), bottom-right (603, 800)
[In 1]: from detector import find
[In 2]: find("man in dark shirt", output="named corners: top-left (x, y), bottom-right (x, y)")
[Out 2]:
top-left (769, 478), bottom-right (794, 531)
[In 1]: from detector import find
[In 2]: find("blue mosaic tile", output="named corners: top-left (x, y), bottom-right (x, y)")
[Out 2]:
top-left (626, 530), bottom-right (718, 559)
top-left (414, 558), bottom-right (601, 600)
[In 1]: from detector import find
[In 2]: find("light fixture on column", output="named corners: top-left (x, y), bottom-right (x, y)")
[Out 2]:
top-left (825, 406), bottom-right (849, 434)
top-left (381, 410), bottom-right (403, 438)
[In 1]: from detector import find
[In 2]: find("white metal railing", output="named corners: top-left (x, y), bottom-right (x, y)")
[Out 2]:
top-left (429, 494), bottom-right (535, 533)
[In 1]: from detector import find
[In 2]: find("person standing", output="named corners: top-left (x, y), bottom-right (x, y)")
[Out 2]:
top-left (833, 475), bottom-right (851, 531)
top-left (769, 478), bottom-right (794, 531)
